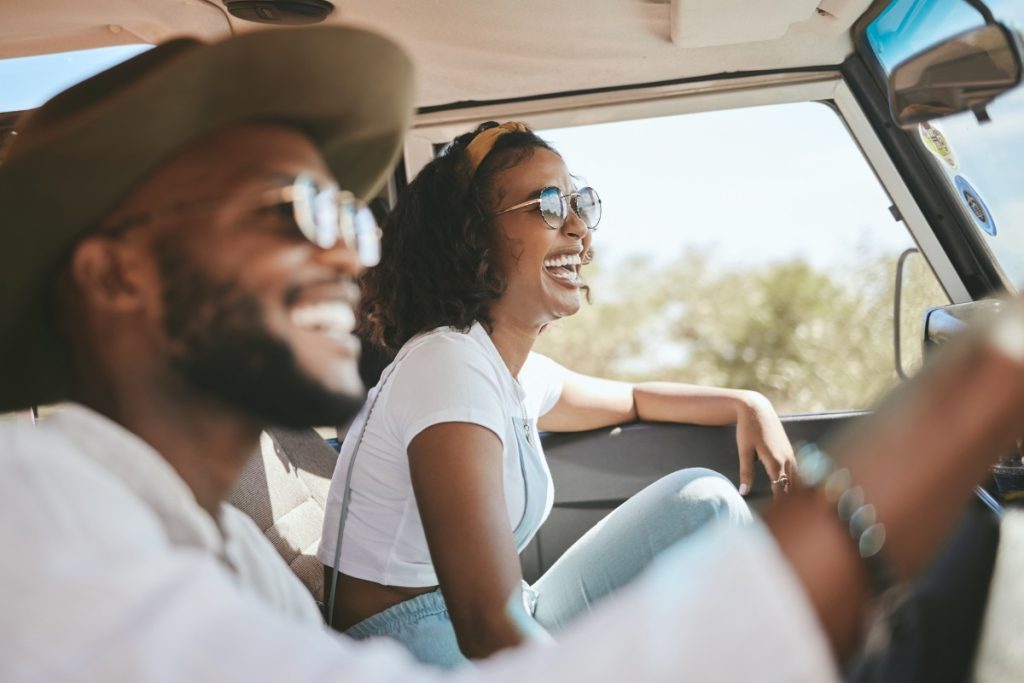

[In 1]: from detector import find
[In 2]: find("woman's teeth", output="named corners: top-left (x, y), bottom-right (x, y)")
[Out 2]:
top-left (291, 302), bottom-right (357, 339)
top-left (543, 253), bottom-right (582, 283)
top-left (543, 253), bottom-right (582, 269)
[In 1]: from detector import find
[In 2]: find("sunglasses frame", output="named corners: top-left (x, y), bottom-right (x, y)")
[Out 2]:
top-left (494, 185), bottom-right (602, 231)
top-left (101, 172), bottom-right (382, 267)
top-left (287, 174), bottom-right (382, 266)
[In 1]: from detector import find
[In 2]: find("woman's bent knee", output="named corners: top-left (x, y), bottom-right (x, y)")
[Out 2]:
top-left (653, 468), bottom-right (751, 527)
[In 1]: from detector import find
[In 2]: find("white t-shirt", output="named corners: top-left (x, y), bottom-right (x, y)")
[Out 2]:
top-left (0, 403), bottom-right (838, 682)
top-left (320, 323), bottom-right (565, 587)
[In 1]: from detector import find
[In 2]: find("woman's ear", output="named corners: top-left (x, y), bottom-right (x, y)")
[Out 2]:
top-left (69, 236), bottom-right (151, 314)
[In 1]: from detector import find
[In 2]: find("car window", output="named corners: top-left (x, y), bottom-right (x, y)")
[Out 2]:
top-left (531, 102), bottom-right (949, 414)
top-left (0, 44), bottom-right (152, 112)
top-left (867, 0), bottom-right (1024, 288)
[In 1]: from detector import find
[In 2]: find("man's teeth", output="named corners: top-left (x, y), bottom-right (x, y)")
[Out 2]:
top-left (291, 302), bottom-right (357, 336)
top-left (543, 253), bottom-right (582, 269)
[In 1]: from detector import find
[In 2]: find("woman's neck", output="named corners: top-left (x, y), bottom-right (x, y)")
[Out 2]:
top-left (487, 319), bottom-right (540, 378)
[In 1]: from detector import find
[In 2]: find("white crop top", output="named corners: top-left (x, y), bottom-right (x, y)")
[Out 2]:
top-left (319, 323), bottom-right (565, 587)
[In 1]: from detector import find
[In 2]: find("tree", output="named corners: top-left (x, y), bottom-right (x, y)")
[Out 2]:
top-left (534, 247), bottom-right (949, 415)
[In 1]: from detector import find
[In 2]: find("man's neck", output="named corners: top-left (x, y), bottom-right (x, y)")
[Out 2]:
top-left (81, 385), bottom-right (262, 520)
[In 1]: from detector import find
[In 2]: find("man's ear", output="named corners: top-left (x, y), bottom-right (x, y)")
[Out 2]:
top-left (69, 237), bottom-right (151, 313)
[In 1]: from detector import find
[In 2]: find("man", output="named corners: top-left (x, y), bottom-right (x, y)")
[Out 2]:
top-left (1, 25), bottom-right (1022, 683)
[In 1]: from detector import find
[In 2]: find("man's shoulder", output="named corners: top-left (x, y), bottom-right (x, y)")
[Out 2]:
top-left (0, 420), bottom-right (167, 550)
top-left (0, 418), bottom-right (79, 474)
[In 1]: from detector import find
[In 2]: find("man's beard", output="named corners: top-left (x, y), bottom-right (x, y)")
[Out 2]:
top-left (157, 247), bottom-right (365, 428)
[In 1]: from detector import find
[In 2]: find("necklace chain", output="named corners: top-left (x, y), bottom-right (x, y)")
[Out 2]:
top-left (511, 376), bottom-right (532, 446)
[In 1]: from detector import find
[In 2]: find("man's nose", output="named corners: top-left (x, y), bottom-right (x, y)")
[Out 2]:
top-left (314, 240), bottom-right (363, 275)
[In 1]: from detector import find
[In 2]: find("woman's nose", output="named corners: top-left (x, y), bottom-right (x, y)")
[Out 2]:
top-left (562, 210), bottom-right (588, 239)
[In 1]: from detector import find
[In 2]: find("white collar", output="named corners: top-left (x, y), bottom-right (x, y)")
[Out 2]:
top-left (467, 322), bottom-right (527, 401)
top-left (45, 404), bottom-right (232, 561)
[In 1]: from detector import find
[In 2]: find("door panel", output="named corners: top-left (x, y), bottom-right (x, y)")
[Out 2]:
top-left (521, 410), bottom-right (867, 581)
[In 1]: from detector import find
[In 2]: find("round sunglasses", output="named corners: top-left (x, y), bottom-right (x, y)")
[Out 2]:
top-left (495, 186), bottom-right (602, 231)
top-left (103, 172), bottom-right (382, 267)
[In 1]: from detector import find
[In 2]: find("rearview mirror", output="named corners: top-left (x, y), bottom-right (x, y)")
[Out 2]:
top-left (890, 23), bottom-right (1023, 128)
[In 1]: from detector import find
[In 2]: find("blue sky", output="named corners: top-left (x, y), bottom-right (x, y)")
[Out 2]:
top-left (0, 44), bottom-right (151, 112)
top-left (541, 104), bottom-right (914, 273)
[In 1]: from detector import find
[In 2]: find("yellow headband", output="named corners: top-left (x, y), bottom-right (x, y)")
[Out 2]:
top-left (464, 121), bottom-right (530, 176)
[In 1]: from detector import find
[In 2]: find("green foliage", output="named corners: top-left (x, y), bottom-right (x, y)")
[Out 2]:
top-left (534, 248), bottom-right (949, 414)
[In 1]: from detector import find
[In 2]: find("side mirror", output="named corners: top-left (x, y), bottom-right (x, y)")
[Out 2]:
top-left (922, 298), bottom-right (1023, 504)
top-left (890, 23), bottom-right (1023, 128)
top-left (923, 299), bottom-right (1004, 350)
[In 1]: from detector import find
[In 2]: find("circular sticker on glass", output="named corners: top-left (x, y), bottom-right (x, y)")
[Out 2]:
top-left (919, 122), bottom-right (958, 170)
top-left (954, 175), bottom-right (996, 236)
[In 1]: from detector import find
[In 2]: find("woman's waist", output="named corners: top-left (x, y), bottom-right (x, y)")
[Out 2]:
top-left (328, 571), bottom-right (439, 631)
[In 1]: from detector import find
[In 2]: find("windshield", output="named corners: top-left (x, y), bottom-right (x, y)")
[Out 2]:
top-left (867, 0), bottom-right (1024, 288)
top-left (0, 44), bottom-right (151, 113)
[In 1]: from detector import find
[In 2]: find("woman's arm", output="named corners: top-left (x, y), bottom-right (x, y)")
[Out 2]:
top-left (539, 371), bottom-right (794, 493)
top-left (407, 422), bottom-right (528, 659)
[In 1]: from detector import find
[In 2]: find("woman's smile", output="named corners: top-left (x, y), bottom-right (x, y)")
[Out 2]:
top-left (542, 248), bottom-right (583, 287)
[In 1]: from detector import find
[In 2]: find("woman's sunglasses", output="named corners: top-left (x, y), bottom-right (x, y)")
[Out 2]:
top-left (495, 186), bottom-right (602, 231)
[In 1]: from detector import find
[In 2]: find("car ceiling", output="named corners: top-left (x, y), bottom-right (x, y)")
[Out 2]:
top-left (0, 0), bottom-right (874, 109)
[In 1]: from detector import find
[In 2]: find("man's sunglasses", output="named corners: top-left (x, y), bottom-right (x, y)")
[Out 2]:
top-left (495, 186), bottom-right (602, 231)
top-left (103, 173), bottom-right (382, 267)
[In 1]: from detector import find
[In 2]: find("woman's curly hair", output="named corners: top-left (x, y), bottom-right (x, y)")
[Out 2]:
top-left (359, 122), bottom-right (557, 352)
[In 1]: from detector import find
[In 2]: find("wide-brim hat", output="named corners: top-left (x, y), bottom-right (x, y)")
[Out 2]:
top-left (0, 26), bottom-right (414, 412)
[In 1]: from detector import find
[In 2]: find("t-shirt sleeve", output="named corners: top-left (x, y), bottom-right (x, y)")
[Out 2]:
top-left (385, 335), bottom-right (508, 450)
top-left (520, 352), bottom-right (567, 418)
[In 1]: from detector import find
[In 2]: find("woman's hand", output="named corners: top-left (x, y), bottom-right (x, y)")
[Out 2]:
top-left (733, 392), bottom-right (794, 499)
top-left (541, 372), bottom-right (796, 498)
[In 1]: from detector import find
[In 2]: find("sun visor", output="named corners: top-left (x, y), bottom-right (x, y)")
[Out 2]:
top-left (671, 0), bottom-right (867, 48)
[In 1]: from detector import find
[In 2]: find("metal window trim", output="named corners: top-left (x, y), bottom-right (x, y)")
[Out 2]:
top-left (406, 71), bottom-right (842, 179)
top-left (406, 69), bottom-right (968, 303)
top-left (832, 79), bottom-right (971, 303)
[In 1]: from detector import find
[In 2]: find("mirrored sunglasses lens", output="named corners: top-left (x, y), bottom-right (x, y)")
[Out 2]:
top-left (289, 176), bottom-right (317, 245)
top-left (353, 208), bottom-right (381, 267)
top-left (575, 187), bottom-right (601, 229)
top-left (310, 189), bottom-right (340, 248)
top-left (538, 187), bottom-right (566, 229)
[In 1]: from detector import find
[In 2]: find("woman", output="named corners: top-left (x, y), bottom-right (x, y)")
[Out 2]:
top-left (319, 122), bottom-right (795, 667)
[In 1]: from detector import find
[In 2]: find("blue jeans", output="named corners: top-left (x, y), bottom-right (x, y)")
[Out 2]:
top-left (343, 468), bottom-right (751, 668)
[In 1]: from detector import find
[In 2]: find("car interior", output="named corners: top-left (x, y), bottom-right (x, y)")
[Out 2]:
top-left (2, 1), bottom-right (1023, 680)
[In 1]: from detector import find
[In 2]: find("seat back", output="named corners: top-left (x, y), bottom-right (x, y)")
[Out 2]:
top-left (229, 428), bottom-right (338, 605)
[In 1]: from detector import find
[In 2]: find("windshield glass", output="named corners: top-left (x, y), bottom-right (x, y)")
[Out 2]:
top-left (867, 0), bottom-right (1024, 287)
top-left (0, 44), bottom-right (151, 112)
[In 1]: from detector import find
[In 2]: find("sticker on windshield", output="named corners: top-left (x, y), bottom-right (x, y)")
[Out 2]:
top-left (954, 175), bottom-right (996, 237)
top-left (919, 122), bottom-right (958, 170)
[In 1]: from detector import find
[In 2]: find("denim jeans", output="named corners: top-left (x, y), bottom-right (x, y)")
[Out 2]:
top-left (343, 467), bottom-right (752, 668)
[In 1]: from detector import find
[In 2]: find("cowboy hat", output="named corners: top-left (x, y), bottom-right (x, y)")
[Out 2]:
top-left (0, 26), bottom-right (414, 411)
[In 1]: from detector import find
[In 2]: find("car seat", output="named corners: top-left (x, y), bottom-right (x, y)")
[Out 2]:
top-left (228, 428), bottom-right (338, 606)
